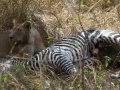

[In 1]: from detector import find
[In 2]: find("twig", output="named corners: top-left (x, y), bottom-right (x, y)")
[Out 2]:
top-left (77, 1), bottom-right (92, 89)
top-left (9, 42), bottom-right (17, 54)
top-left (87, 0), bottom-right (101, 13)
top-left (77, 3), bottom-right (87, 90)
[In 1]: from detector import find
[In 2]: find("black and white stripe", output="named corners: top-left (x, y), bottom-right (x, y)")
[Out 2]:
top-left (89, 29), bottom-right (120, 45)
top-left (1, 29), bottom-right (120, 75)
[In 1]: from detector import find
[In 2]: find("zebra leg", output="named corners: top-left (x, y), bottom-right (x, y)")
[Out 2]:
top-left (56, 58), bottom-right (77, 75)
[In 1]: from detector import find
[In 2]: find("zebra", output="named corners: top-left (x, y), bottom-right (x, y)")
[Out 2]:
top-left (0, 29), bottom-right (120, 75)
top-left (89, 29), bottom-right (120, 45)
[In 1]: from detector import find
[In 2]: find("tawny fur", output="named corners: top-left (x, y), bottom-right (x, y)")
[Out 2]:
top-left (9, 20), bottom-right (46, 56)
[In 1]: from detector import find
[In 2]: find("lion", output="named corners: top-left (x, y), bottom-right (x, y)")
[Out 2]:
top-left (9, 20), bottom-right (46, 56)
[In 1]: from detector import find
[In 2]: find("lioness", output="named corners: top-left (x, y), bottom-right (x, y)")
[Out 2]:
top-left (9, 20), bottom-right (46, 56)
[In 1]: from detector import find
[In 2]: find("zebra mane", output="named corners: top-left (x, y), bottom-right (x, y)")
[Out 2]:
top-left (87, 28), bottom-right (96, 33)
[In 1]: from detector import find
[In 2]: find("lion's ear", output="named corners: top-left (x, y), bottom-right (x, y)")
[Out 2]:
top-left (23, 21), bottom-right (31, 30)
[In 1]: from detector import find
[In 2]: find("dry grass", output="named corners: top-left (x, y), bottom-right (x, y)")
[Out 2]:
top-left (0, 0), bottom-right (120, 90)
top-left (33, 0), bottom-right (120, 42)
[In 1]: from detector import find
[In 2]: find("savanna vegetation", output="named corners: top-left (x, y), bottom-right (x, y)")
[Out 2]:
top-left (0, 0), bottom-right (120, 90)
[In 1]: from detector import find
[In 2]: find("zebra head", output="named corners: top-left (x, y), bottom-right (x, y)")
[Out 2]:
top-left (0, 57), bottom-right (11, 72)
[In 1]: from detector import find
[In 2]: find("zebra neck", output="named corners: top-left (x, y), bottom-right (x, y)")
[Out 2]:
top-left (10, 57), bottom-right (30, 67)
top-left (9, 56), bottom-right (40, 70)
top-left (9, 49), bottom-right (49, 70)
